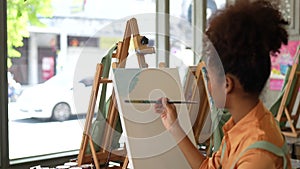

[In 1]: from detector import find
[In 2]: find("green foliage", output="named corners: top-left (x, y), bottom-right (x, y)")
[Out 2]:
top-left (7, 0), bottom-right (53, 68)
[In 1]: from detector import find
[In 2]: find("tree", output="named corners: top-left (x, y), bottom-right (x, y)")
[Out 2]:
top-left (7, 0), bottom-right (53, 68)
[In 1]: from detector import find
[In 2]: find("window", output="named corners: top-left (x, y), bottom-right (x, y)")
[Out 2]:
top-left (168, 0), bottom-right (226, 82)
top-left (5, 0), bottom-right (155, 167)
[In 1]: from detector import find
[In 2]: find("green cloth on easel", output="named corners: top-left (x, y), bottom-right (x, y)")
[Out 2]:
top-left (86, 44), bottom-right (122, 154)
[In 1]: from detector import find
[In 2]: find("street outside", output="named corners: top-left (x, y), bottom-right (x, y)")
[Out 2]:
top-left (8, 102), bottom-right (85, 160)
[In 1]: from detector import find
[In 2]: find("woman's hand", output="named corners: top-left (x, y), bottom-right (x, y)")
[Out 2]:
top-left (155, 97), bottom-right (204, 169)
top-left (154, 97), bottom-right (180, 133)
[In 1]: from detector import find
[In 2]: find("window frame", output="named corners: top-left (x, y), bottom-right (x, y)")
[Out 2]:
top-left (0, 0), bottom-right (8, 168)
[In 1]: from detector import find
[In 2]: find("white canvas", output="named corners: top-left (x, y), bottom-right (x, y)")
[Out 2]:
top-left (113, 68), bottom-right (196, 169)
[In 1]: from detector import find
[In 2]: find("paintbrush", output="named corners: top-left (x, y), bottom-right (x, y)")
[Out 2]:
top-left (124, 99), bottom-right (198, 104)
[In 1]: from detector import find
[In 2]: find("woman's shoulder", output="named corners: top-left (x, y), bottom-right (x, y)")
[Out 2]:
top-left (251, 110), bottom-right (285, 146)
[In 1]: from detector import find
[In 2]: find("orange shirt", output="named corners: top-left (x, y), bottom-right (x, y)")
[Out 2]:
top-left (199, 101), bottom-right (291, 169)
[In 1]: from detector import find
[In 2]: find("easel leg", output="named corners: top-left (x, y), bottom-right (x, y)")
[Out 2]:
top-left (89, 135), bottom-right (100, 169)
top-left (285, 108), bottom-right (297, 134)
top-left (122, 156), bottom-right (129, 169)
top-left (77, 134), bottom-right (89, 165)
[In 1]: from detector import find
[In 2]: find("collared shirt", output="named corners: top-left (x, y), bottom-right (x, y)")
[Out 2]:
top-left (199, 101), bottom-right (291, 169)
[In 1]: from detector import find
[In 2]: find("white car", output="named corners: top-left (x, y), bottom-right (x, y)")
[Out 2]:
top-left (16, 71), bottom-right (95, 121)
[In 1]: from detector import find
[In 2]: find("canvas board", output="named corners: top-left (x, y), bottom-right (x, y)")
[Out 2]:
top-left (113, 68), bottom-right (196, 169)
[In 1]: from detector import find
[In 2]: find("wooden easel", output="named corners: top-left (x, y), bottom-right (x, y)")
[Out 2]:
top-left (77, 18), bottom-right (155, 169)
top-left (276, 46), bottom-right (300, 137)
top-left (184, 61), bottom-right (227, 156)
top-left (184, 61), bottom-right (210, 145)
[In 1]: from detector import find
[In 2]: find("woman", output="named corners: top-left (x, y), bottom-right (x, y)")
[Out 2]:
top-left (155, 0), bottom-right (291, 168)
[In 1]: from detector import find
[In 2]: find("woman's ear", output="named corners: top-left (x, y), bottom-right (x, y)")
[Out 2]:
top-left (225, 75), bottom-right (234, 94)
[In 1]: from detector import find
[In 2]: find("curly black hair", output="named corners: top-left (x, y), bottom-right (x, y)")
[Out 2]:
top-left (205, 0), bottom-right (288, 95)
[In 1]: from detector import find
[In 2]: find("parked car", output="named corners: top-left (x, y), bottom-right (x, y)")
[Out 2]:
top-left (16, 71), bottom-right (95, 121)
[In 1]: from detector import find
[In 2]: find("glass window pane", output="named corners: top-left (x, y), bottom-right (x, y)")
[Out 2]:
top-left (169, 0), bottom-right (226, 81)
top-left (8, 0), bottom-right (155, 161)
